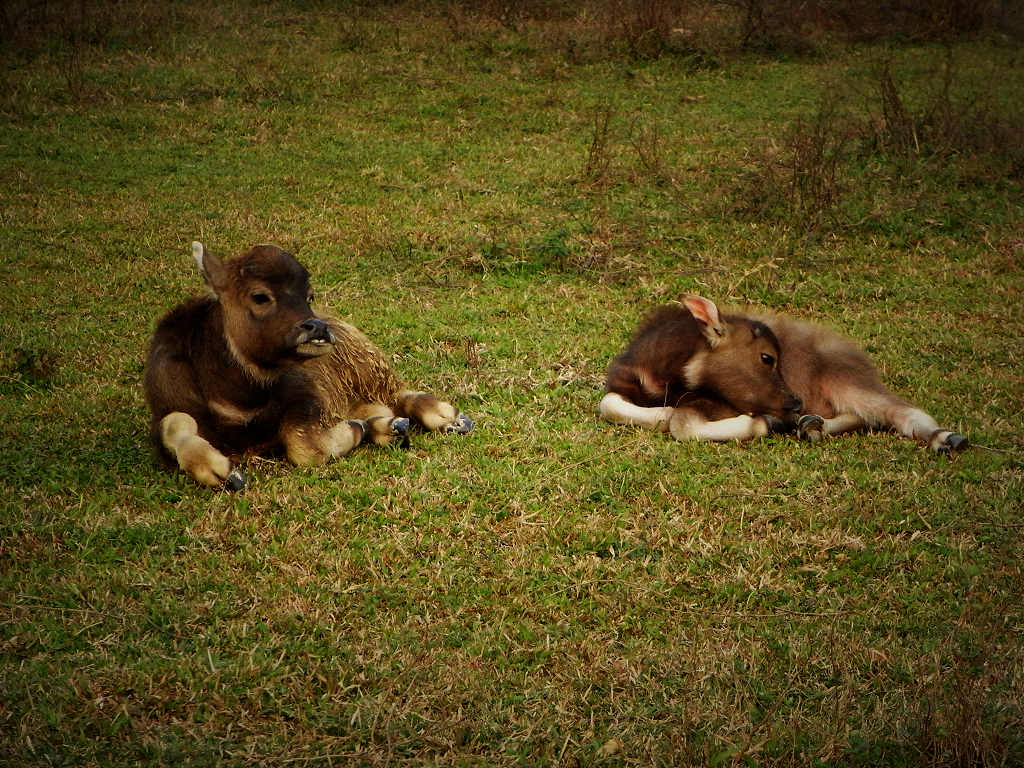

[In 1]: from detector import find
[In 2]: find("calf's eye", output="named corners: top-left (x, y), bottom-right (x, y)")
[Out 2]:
top-left (761, 353), bottom-right (775, 366)
top-left (251, 292), bottom-right (272, 305)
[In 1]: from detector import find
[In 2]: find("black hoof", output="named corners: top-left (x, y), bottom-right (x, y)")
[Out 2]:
top-left (762, 414), bottom-right (788, 434)
top-left (445, 413), bottom-right (474, 435)
top-left (392, 417), bottom-right (411, 449)
top-left (931, 430), bottom-right (969, 454)
top-left (945, 433), bottom-right (969, 452)
top-left (347, 419), bottom-right (369, 444)
top-left (797, 414), bottom-right (825, 443)
top-left (225, 468), bottom-right (247, 492)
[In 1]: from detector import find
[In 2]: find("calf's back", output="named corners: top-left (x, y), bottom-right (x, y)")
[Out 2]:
top-left (751, 312), bottom-right (890, 420)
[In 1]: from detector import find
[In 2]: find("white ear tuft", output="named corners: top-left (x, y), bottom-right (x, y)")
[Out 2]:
top-left (191, 241), bottom-right (206, 271)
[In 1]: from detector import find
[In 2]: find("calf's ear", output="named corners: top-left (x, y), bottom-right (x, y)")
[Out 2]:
top-left (192, 241), bottom-right (229, 293)
top-left (683, 294), bottom-right (727, 346)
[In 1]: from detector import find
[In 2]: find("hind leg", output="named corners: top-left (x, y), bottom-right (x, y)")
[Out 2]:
top-left (397, 390), bottom-right (474, 434)
top-left (889, 406), bottom-right (968, 454)
top-left (600, 392), bottom-right (776, 442)
top-left (850, 388), bottom-right (968, 453)
top-left (799, 399), bottom-right (967, 453)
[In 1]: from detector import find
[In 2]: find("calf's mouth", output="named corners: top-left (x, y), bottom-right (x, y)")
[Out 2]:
top-left (294, 319), bottom-right (336, 358)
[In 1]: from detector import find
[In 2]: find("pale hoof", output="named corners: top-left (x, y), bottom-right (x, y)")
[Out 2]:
top-left (444, 413), bottom-right (474, 435)
top-left (797, 414), bottom-right (825, 443)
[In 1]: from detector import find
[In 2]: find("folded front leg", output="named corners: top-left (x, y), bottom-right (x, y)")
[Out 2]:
top-left (160, 412), bottom-right (245, 489)
top-left (669, 407), bottom-right (773, 442)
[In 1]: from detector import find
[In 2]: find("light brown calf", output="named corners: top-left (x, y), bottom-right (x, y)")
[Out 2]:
top-left (600, 295), bottom-right (967, 453)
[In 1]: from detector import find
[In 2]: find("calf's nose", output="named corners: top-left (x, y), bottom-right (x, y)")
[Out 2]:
top-left (785, 393), bottom-right (803, 413)
top-left (299, 317), bottom-right (328, 335)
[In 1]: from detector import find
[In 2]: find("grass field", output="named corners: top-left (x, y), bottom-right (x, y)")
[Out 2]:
top-left (1, 2), bottom-right (1022, 765)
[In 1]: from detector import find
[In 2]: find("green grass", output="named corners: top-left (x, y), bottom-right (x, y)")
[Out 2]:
top-left (1, 3), bottom-right (1022, 766)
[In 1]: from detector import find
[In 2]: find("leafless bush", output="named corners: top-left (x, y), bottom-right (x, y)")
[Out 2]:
top-left (446, 0), bottom-right (579, 28)
top-left (3, 0), bottom-right (126, 47)
top-left (783, 104), bottom-right (849, 223)
top-left (866, 51), bottom-right (1024, 177)
top-left (1, 0), bottom-right (189, 100)
top-left (709, 0), bottom-right (825, 53)
top-left (829, 0), bottom-right (1015, 41)
top-left (630, 119), bottom-right (684, 189)
top-left (731, 45), bottom-right (1024, 230)
top-left (602, 0), bottom-right (688, 58)
top-left (583, 106), bottom-right (615, 185)
top-left (729, 100), bottom-right (849, 229)
top-left (874, 61), bottom-right (919, 156)
top-left (706, 0), bottom-right (1021, 53)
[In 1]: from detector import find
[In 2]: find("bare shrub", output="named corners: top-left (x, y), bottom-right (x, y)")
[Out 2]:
top-left (2, 0), bottom-right (177, 49)
top-left (829, 0), bottom-right (1015, 41)
top-left (706, 0), bottom-right (1021, 52)
top-left (865, 51), bottom-right (1024, 178)
top-left (728, 100), bottom-right (849, 229)
top-left (449, 0), bottom-right (579, 28)
top-left (783, 103), bottom-right (849, 224)
top-left (1, 0), bottom-right (193, 101)
top-left (366, 0), bottom-right (1021, 64)
top-left (602, 0), bottom-right (688, 59)
top-left (732, 47), bottom-right (1024, 230)
top-left (874, 61), bottom-right (918, 156)
top-left (583, 106), bottom-right (616, 185)
top-left (630, 120), bottom-right (679, 188)
top-left (710, 0), bottom-right (824, 54)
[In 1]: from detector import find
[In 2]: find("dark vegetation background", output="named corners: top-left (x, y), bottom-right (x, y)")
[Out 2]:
top-left (1, 1), bottom-right (1021, 766)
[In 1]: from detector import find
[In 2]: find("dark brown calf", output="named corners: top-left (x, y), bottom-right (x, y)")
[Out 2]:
top-left (144, 242), bottom-right (472, 488)
top-left (600, 295), bottom-right (967, 453)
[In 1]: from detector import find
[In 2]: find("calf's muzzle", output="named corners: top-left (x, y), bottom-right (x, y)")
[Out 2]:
top-left (295, 316), bottom-right (336, 357)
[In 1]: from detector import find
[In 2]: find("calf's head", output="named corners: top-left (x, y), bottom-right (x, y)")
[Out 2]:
top-left (194, 242), bottom-right (335, 375)
top-left (683, 295), bottom-right (802, 421)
